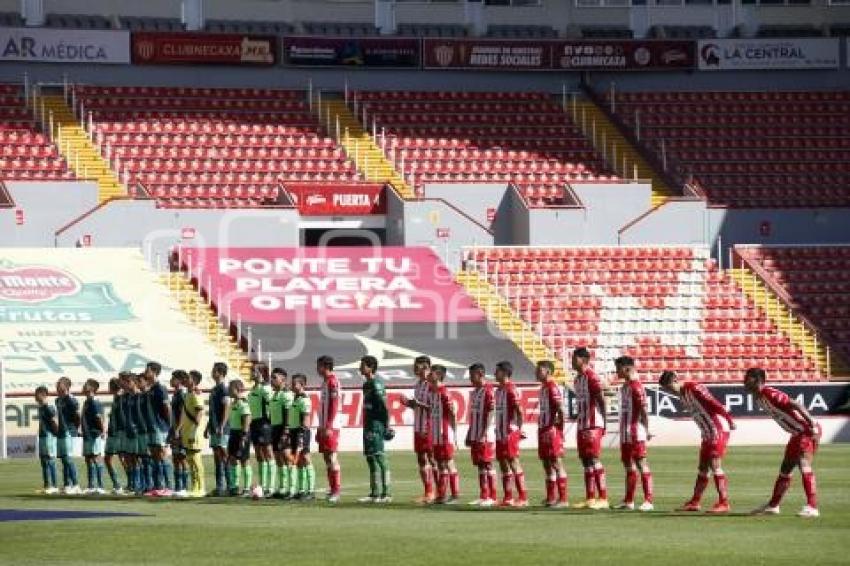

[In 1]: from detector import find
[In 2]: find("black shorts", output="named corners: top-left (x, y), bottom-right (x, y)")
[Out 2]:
top-left (250, 419), bottom-right (272, 446)
top-left (271, 425), bottom-right (287, 452)
top-left (289, 427), bottom-right (311, 455)
top-left (227, 431), bottom-right (250, 461)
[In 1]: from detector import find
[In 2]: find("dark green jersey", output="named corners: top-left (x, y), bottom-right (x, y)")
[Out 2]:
top-left (38, 404), bottom-right (57, 439)
top-left (108, 394), bottom-right (123, 435)
top-left (362, 377), bottom-right (388, 429)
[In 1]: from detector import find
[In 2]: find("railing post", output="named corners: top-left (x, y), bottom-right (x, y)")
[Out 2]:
top-left (635, 109), bottom-right (641, 141)
top-left (23, 72), bottom-right (29, 104)
top-left (48, 111), bottom-right (54, 141)
top-left (372, 115), bottom-right (376, 140)
top-left (335, 114), bottom-right (340, 142)
top-left (609, 81), bottom-right (615, 113)
top-left (561, 82), bottom-right (566, 111)
top-left (591, 119), bottom-right (596, 148)
top-left (661, 138), bottom-right (667, 171)
top-left (87, 111), bottom-right (93, 140)
top-left (344, 76), bottom-right (349, 105)
top-left (307, 78), bottom-right (313, 111)
top-left (571, 92), bottom-right (577, 121)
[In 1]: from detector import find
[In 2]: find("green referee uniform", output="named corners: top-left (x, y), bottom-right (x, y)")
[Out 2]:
top-left (363, 377), bottom-right (391, 499)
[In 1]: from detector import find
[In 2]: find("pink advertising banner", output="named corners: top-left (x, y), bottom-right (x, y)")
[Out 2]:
top-left (180, 247), bottom-right (485, 325)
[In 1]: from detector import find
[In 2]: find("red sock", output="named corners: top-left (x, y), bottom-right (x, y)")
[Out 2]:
top-left (514, 471), bottom-right (527, 501)
top-left (330, 468), bottom-right (341, 495)
top-left (692, 472), bottom-right (709, 503)
top-left (545, 474), bottom-right (556, 503)
top-left (802, 471), bottom-right (817, 508)
top-left (584, 467), bottom-right (595, 500)
top-left (437, 471), bottom-right (448, 499)
top-left (449, 471), bottom-right (460, 498)
top-left (486, 471), bottom-right (497, 501)
top-left (420, 467), bottom-right (433, 495)
top-left (625, 469), bottom-right (638, 504)
top-left (501, 472), bottom-right (514, 501)
top-left (478, 472), bottom-right (488, 500)
top-left (714, 473), bottom-right (729, 504)
top-left (769, 473), bottom-right (791, 507)
top-left (594, 465), bottom-right (608, 500)
top-left (556, 473), bottom-right (568, 503)
top-left (641, 472), bottom-right (654, 503)
top-left (432, 467), bottom-right (440, 491)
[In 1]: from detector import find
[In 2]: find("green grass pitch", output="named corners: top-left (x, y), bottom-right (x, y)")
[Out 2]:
top-left (0, 445), bottom-right (848, 565)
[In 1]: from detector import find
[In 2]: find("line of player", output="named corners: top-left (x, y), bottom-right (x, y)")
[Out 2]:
top-left (32, 347), bottom-right (822, 517)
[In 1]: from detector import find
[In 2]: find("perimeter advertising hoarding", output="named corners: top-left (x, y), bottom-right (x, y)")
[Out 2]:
top-left (132, 32), bottom-right (276, 65)
top-left (697, 38), bottom-right (840, 70)
top-left (0, 27), bottom-right (129, 64)
top-left (282, 36), bottom-right (420, 68)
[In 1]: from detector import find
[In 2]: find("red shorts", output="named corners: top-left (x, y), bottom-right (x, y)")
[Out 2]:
top-left (620, 441), bottom-right (648, 464)
top-left (784, 427), bottom-right (820, 461)
top-left (577, 427), bottom-right (604, 460)
top-left (496, 430), bottom-right (522, 461)
top-left (318, 429), bottom-right (339, 454)
top-left (433, 443), bottom-right (454, 462)
top-left (414, 432), bottom-right (433, 455)
top-left (699, 431), bottom-right (730, 463)
top-left (537, 427), bottom-right (564, 460)
top-left (470, 441), bottom-right (494, 466)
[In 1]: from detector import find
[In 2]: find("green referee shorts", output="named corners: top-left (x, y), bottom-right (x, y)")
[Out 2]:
top-left (363, 424), bottom-right (385, 456)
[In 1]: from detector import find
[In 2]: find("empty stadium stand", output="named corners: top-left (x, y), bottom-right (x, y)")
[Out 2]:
top-left (737, 245), bottom-right (850, 372)
top-left (77, 85), bottom-right (362, 208)
top-left (44, 12), bottom-right (113, 29)
top-left (204, 19), bottom-right (295, 34)
top-left (396, 23), bottom-right (468, 37)
top-left (0, 84), bottom-right (74, 182)
top-left (357, 91), bottom-right (618, 206)
top-left (605, 91), bottom-right (850, 207)
top-left (302, 21), bottom-right (378, 36)
top-left (486, 24), bottom-right (557, 38)
top-left (464, 246), bottom-right (827, 382)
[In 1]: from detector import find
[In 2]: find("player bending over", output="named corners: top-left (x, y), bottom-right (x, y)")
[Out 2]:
top-left (613, 357), bottom-right (654, 512)
top-left (55, 376), bottom-right (81, 495)
top-left (466, 363), bottom-right (496, 507)
top-left (494, 361), bottom-right (528, 507)
top-left (358, 355), bottom-right (393, 503)
top-left (269, 368), bottom-right (293, 499)
top-left (35, 386), bottom-right (59, 495)
top-left (180, 370), bottom-right (205, 497)
top-left (227, 379), bottom-right (253, 496)
top-left (81, 379), bottom-right (106, 495)
top-left (536, 360), bottom-right (568, 508)
top-left (571, 347), bottom-right (609, 510)
top-left (317, 355), bottom-right (343, 503)
top-left (289, 374), bottom-right (316, 500)
top-left (205, 362), bottom-right (231, 496)
top-left (169, 370), bottom-right (189, 497)
top-left (659, 371), bottom-right (735, 514)
top-left (746, 368), bottom-right (821, 518)
top-left (247, 363), bottom-right (274, 497)
top-left (402, 355), bottom-right (437, 504)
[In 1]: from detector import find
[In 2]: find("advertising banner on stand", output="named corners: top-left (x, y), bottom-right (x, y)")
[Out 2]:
top-left (286, 183), bottom-right (386, 216)
top-left (423, 38), bottom-right (553, 70)
top-left (132, 32), bottom-right (276, 65)
top-left (697, 38), bottom-right (840, 70)
top-left (0, 27), bottom-right (129, 64)
top-left (554, 40), bottom-right (695, 71)
top-left (282, 36), bottom-right (420, 67)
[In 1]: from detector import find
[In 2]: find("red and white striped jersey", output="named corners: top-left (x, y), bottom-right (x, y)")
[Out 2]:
top-left (413, 378), bottom-right (431, 435)
top-left (574, 367), bottom-right (605, 430)
top-left (495, 381), bottom-right (521, 441)
top-left (680, 381), bottom-right (733, 440)
top-left (538, 380), bottom-right (562, 430)
top-left (319, 373), bottom-right (340, 430)
top-left (429, 383), bottom-right (454, 445)
top-left (468, 383), bottom-right (495, 443)
top-left (619, 380), bottom-right (648, 444)
top-left (757, 386), bottom-right (813, 435)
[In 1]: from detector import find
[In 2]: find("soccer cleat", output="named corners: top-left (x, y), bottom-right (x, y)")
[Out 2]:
top-left (94, 488), bottom-right (106, 495)
top-left (173, 490), bottom-right (189, 499)
top-left (751, 503), bottom-right (780, 516)
top-left (83, 488), bottom-right (95, 495)
top-left (676, 500), bottom-right (702, 512)
top-left (358, 496), bottom-right (378, 504)
top-left (228, 488), bottom-right (240, 497)
top-left (479, 498), bottom-right (496, 508)
top-left (498, 498), bottom-right (515, 508)
top-left (468, 499), bottom-right (483, 506)
top-left (112, 487), bottom-right (125, 496)
top-left (444, 496), bottom-right (460, 505)
top-left (44, 487), bottom-right (59, 495)
top-left (513, 499), bottom-right (529, 508)
top-left (158, 489), bottom-right (173, 498)
top-left (706, 501), bottom-right (731, 514)
top-left (241, 489), bottom-right (252, 498)
top-left (376, 496), bottom-right (392, 504)
top-left (590, 499), bottom-right (610, 510)
top-left (302, 492), bottom-right (316, 501)
top-left (188, 491), bottom-right (206, 499)
top-left (639, 502), bottom-right (655, 512)
top-left (541, 499), bottom-right (557, 508)
top-left (414, 493), bottom-right (436, 505)
top-left (326, 493), bottom-right (341, 504)
top-left (144, 490), bottom-right (159, 498)
top-left (552, 501), bottom-right (570, 509)
top-left (797, 506), bottom-right (820, 518)
top-left (615, 501), bottom-right (635, 510)
top-left (64, 485), bottom-right (83, 495)
top-left (571, 498), bottom-right (596, 509)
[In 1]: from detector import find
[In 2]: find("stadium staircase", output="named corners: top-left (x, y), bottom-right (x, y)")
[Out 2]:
top-left (37, 94), bottom-right (124, 201)
top-left (728, 266), bottom-right (834, 378)
top-left (571, 97), bottom-right (674, 207)
top-left (160, 272), bottom-right (253, 380)
top-left (317, 97), bottom-right (416, 199)
top-left (455, 269), bottom-right (568, 381)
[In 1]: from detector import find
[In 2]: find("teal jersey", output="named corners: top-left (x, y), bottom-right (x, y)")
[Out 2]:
top-left (132, 392), bottom-right (150, 433)
top-left (81, 398), bottom-right (104, 440)
top-left (38, 404), bottom-right (57, 439)
top-left (247, 384), bottom-right (272, 421)
top-left (122, 394), bottom-right (138, 434)
top-left (208, 382), bottom-right (229, 433)
top-left (144, 383), bottom-right (170, 433)
top-left (288, 393), bottom-right (311, 429)
top-left (108, 394), bottom-right (123, 435)
top-left (269, 390), bottom-right (293, 427)
top-left (171, 387), bottom-right (186, 428)
top-left (363, 377), bottom-right (388, 429)
top-left (55, 395), bottom-right (79, 437)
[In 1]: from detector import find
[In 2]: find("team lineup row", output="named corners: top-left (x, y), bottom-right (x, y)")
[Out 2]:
top-left (33, 349), bottom-right (822, 517)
